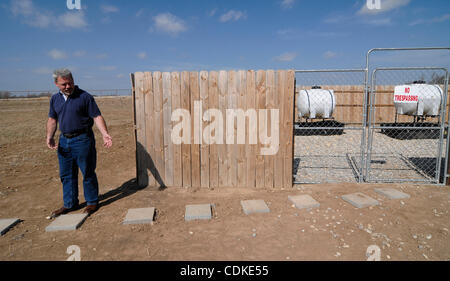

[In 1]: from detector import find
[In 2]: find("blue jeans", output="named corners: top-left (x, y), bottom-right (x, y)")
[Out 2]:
top-left (57, 131), bottom-right (99, 208)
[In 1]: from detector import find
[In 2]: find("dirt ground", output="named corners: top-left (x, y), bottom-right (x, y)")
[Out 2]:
top-left (0, 96), bottom-right (449, 261)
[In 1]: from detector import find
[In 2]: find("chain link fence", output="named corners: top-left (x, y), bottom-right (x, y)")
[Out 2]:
top-left (364, 67), bottom-right (449, 183)
top-left (293, 70), bottom-right (367, 184)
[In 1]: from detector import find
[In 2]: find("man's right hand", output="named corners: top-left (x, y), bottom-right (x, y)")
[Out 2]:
top-left (47, 137), bottom-right (57, 149)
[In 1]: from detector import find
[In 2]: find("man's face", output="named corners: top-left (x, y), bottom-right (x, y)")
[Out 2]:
top-left (55, 76), bottom-right (74, 95)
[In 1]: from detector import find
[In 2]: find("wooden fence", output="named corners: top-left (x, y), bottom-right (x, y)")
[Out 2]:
top-left (131, 70), bottom-right (295, 188)
top-left (295, 85), bottom-right (450, 124)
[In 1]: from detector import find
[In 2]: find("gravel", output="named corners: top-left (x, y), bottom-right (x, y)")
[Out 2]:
top-left (294, 128), bottom-right (444, 183)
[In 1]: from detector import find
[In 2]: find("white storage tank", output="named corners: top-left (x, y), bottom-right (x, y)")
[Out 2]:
top-left (393, 81), bottom-right (443, 116)
top-left (297, 86), bottom-right (336, 119)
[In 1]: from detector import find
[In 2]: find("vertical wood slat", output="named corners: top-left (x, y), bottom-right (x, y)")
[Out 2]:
top-left (255, 70), bottom-right (266, 188)
top-left (130, 73), bottom-right (139, 185)
top-left (171, 72), bottom-right (182, 187)
top-left (153, 72), bottom-right (165, 185)
top-left (190, 72), bottom-right (201, 187)
top-left (274, 70), bottom-right (285, 189)
top-left (237, 70), bottom-right (247, 187)
top-left (218, 71), bottom-right (228, 187)
top-left (134, 72), bottom-right (148, 187)
top-left (163, 72), bottom-right (174, 186)
top-left (284, 70), bottom-right (295, 188)
top-left (208, 71), bottom-right (219, 188)
top-left (246, 70), bottom-right (256, 188)
top-left (144, 72), bottom-right (155, 187)
top-left (227, 70), bottom-right (237, 187)
top-left (200, 71), bottom-right (210, 188)
top-left (264, 70), bottom-right (275, 188)
top-left (181, 72), bottom-right (191, 187)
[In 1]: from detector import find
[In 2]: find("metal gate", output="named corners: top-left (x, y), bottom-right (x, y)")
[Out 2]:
top-left (293, 47), bottom-right (450, 185)
top-left (364, 67), bottom-right (449, 184)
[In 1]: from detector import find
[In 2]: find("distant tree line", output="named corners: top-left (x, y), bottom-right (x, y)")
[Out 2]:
top-left (0, 91), bottom-right (52, 99)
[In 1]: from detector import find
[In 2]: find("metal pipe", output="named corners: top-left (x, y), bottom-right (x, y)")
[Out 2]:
top-left (444, 72), bottom-right (450, 184)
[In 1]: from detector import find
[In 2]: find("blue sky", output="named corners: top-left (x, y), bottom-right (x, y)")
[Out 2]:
top-left (0, 0), bottom-right (449, 91)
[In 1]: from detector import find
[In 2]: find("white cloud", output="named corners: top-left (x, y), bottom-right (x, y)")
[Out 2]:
top-left (153, 13), bottom-right (187, 35)
top-left (219, 10), bottom-right (247, 22)
top-left (100, 5), bottom-right (119, 13)
top-left (281, 0), bottom-right (295, 10)
top-left (274, 52), bottom-right (297, 62)
top-left (100, 66), bottom-right (117, 71)
top-left (29, 12), bottom-right (52, 28)
top-left (208, 8), bottom-right (217, 17)
top-left (57, 11), bottom-right (88, 29)
top-left (358, 0), bottom-right (411, 15)
top-left (409, 13), bottom-right (450, 26)
top-left (137, 52), bottom-right (147, 59)
top-left (10, 0), bottom-right (33, 17)
top-left (10, 0), bottom-right (51, 28)
top-left (116, 74), bottom-right (125, 78)
top-left (136, 8), bottom-right (145, 18)
top-left (323, 51), bottom-right (337, 59)
top-left (48, 49), bottom-right (68, 60)
top-left (10, 0), bottom-right (87, 29)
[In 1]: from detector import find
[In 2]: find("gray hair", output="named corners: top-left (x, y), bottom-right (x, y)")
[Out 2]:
top-left (53, 68), bottom-right (74, 82)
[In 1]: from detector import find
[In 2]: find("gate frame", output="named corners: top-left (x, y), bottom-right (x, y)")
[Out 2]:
top-left (365, 47), bottom-right (450, 185)
top-left (364, 66), bottom-right (449, 184)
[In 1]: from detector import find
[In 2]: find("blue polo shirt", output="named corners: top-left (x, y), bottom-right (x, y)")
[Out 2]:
top-left (48, 86), bottom-right (101, 134)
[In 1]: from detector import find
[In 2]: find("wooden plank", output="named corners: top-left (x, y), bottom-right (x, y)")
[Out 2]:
top-left (246, 70), bottom-right (256, 188)
top-left (163, 72), bottom-right (173, 186)
top-left (171, 72), bottom-right (182, 187)
top-left (144, 72), bottom-right (155, 187)
top-left (284, 70), bottom-right (295, 188)
top-left (274, 70), bottom-right (284, 188)
top-left (181, 71), bottom-right (191, 188)
top-left (200, 71), bottom-right (210, 188)
top-left (255, 70), bottom-right (266, 188)
top-left (264, 70), bottom-right (275, 188)
top-left (190, 71), bottom-right (201, 187)
top-left (227, 70), bottom-right (238, 187)
top-left (133, 72), bottom-right (148, 187)
top-left (130, 73), bottom-right (139, 185)
top-left (237, 70), bottom-right (247, 187)
top-left (153, 72), bottom-right (165, 186)
top-left (208, 71), bottom-right (219, 188)
top-left (218, 70), bottom-right (229, 187)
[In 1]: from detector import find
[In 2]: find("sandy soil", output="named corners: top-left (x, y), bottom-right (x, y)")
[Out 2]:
top-left (0, 96), bottom-right (449, 261)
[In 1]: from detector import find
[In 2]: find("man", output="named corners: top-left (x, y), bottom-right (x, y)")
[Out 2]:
top-left (46, 68), bottom-right (112, 218)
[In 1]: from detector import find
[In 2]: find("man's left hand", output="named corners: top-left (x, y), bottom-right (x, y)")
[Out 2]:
top-left (102, 133), bottom-right (112, 148)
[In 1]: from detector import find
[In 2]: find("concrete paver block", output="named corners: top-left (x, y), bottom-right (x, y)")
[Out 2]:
top-left (0, 218), bottom-right (20, 236)
top-left (123, 207), bottom-right (155, 225)
top-left (288, 195), bottom-right (320, 209)
top-left (45, 214), bottom-right (88, 232)
top-left (341, 192), bottom-right (379, 208)
top-left (374, 188), bottom-right (410, 200)
top-left (241, 200), bottom-right (270, 215)
top-left (185, 204), bottom-right (212, 221)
